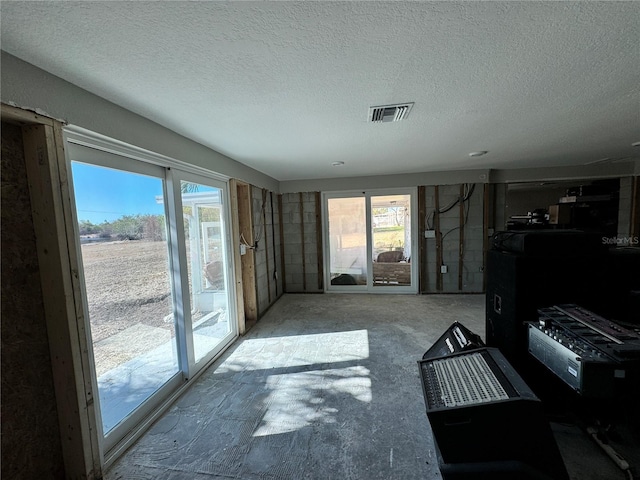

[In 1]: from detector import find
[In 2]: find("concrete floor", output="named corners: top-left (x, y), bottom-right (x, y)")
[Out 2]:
top-left (106, 294), bottom-right (637, 480)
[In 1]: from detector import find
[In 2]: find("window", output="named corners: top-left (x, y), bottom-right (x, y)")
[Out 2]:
top-left (65, 131), bottom-right (237, 457)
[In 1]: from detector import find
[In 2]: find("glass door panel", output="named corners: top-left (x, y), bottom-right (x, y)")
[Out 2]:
top-left (371, 194), bottom-right (412, 287)
top-left (180, 181), bottom-right (232, 365)
top-left (327, 197), bottom-right (368, 286)
top-left (71, 162), bottom-right (180, 436)
top-left (325, 190), bottom-right (416, 292)
top-left (67, 135), bottom-right (239, 458)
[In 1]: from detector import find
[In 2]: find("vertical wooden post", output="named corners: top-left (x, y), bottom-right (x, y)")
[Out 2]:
top-left (299, 192), bottom-right (307, 291)
top-left (20, 117), bottom-right (102, 478)
top-left (483, 183), bottom-right (490, 292)
top-left (270, 192), bottom-right (278, 297)
top-left (278, 194), bottom-right (287, 293)
top-left (417, 186), bottom-right (426, 293)
top-left (229, 179), bottom-right (246, 334)
top-left (434, 185), bottom-right (443, 292)
top-left (262, 188), bottom-right (271, 304)
top-left (315, 192), bottom-right (324, 291)
top-left (236, 182), bottom-right (257, 331)
top-left (458, 184), bottom-right (465, 291)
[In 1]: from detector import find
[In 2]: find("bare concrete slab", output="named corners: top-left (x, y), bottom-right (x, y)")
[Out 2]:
top-left (106, 294), bottom-right (635, 480)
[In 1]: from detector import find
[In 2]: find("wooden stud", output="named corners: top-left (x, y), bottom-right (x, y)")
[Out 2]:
top-left (434, 185), bottom-right (443, 292)
top-left (262, 188), bottom-right (271, 304)
top-left (2, 103), bottom-right (55, 127)
top-left (483, 183), bottom-right (490, 292)
top-left (278, 194), bottom-right (287, 293)
top-left (21, 120), bottom-right (102, 478)
top-left (229, 179), bottom-right (246, 334)
top-left (299, 192), bottom-right (307, 291)
top-left (458, 184), bottom-right (465, 291)
top-left (52, 122), bottom-right (103, 474)
top-left (270, 192), bottom-right (278, 298)
top-left (315, 192), bottom-right (324, 291)
top-left (417, 186), bottom-right (426, 293)
top-left (236, 182), bottom-right (257, 331)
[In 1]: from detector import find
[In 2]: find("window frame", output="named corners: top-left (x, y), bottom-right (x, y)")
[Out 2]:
top-left (322, 188), bottom-right (418, 293)
top-left (64, 126), bottom-right (238, 464)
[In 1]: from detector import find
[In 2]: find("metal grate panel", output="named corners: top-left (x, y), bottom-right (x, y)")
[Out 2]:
top-left (429, 352), bottom-right (509, 408)
top-left (368, 103), bottom-right (414, 123)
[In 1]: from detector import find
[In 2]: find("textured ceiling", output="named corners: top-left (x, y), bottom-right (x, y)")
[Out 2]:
top-left (2, 1), bottom-right (639, 181)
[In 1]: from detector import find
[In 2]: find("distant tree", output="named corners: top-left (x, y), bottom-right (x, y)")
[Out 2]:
top-left (99, 221), bottom-right (113, 238)
top-left (110, 215), bottom-right (144, 240)
top-left (142, 214), bottom-right (166, 241)
top-left (78, 219), bottom-right (101, 235)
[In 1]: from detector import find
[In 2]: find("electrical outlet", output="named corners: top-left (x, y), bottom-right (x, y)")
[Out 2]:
top-left (240, 244), bottom-right (247, 255)
top-left (440, 265), bottom-right (448, 274)
top-left (425, 230), bottom-right (436, 239)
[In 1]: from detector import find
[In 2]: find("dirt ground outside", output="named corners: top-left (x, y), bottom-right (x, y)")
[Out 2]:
top-left (81, 240), bottom-right (175, 376)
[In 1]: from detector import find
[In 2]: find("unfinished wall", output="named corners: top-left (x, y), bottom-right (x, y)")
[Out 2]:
top-left (251, 186), bottom-right (284, 315)
top-left (279, 186), bottom-right (486, 295)
top-left (1, 122), bottom-right (65, 478)
top-left (422, 184), bottom-right (485, 293)
top-left (280, 192), bottom-right (323, 293)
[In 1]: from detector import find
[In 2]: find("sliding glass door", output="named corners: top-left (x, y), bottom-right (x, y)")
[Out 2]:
top-left (326, 197), bottom-right (368, 286)
top-left (173, 173), bottom-right (235, 370)
top-left (71, 160), bottom-right (181, 441)
top-left (324, 189), bottom-right (417, 292)
top-left (371, 194), bottom-right (413, 288)
top-left (66, 138), bottom-right (237, 454)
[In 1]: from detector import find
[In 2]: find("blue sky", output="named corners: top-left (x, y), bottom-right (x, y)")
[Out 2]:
top-left (71, 162), bottom-right (165, 224)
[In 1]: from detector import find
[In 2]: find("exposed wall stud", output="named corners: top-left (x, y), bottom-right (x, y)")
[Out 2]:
top-left (418, 186), bottom-right (426, 293)
top-left (236, 182), bottom-right (257, 330)
top-left (229, 179), bottom-right (246, 333)
top-left (270, 192), bottom-right (278, 297)
top-left (299, 192), bottom-right (307, 291)
top-left (458, 184), bottom-right (465, 291)
top-left (262, 188), bottom-right (271, 304)
top-left (483, 183), bottom-right (490, 291)
top-left (434, 185), bottom-right (443, 292)
top-left (10, 106), bottom-right (102, 478)
top-left (315, 191), bottom-right (324, 291)
top-left (278, 194), bottom-right (287, 293)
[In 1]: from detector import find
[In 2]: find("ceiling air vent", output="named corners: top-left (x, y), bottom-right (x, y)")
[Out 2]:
top-left (368, 102), bottom-right (414, 123)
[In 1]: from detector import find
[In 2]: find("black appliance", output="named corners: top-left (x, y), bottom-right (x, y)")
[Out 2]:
top-left (418, 347), bottom-right (569, 480)
top-left (486, 230), bottom-right (606, 366)
top-left (422, 322), bottom-right (485, 360)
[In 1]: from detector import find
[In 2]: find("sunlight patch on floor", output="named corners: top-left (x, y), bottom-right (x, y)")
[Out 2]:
top-left (216, 329), bottom-right (370, 374)
top-left (253, 365), bottom-right (372, 437)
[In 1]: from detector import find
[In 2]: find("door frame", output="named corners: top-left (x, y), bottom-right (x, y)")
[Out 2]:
top-left (2, 104), bottom-right (102, 478)
top-left (323, 188), bottom-right (418, 293)
top-left (63, 126), bottom-right (239, 465)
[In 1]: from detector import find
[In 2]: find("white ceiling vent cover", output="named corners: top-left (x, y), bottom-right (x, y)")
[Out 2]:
top-left (368, 103), bottom-right (414, 123)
